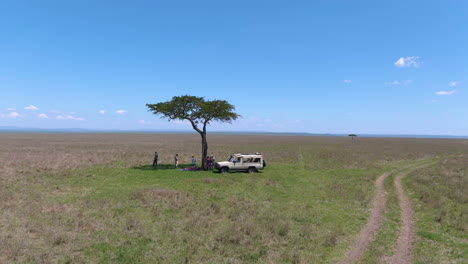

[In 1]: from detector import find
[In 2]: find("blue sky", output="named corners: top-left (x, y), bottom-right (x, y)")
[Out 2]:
top-left (1, 0), bottom-right (467, 135)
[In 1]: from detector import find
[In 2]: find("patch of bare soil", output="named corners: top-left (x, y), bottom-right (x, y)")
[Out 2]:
top-left (391, 162), bottom-right (434, 264)
top-left (341, 163), bottom-right (425, 264)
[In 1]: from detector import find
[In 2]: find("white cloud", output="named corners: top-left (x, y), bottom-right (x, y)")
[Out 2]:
top-left (385, 80), bottom-right (413, 85)
top-left (394, 56), bottom-right (420, 68)
top-left (38, 113), bottom-right (49, 119)
top-left (385, 80), bottom-right (401, 85)
top-left (9, 112), bottom-right (19, 118)
top-left (56, 114), bottom-right (85, 121)
top-left (116, 110), bottom-right (128, 114)
top-left (24, 105), bottom-right (39, 111)
top-left (449, 81), bottom-right (461, 87)
top-left (1, 112), bottom-right (20, 118)
top-left (6, 108), bottom-right (15, 111)
top-left (436, 90), bottom-right (458, 96)
top-left (343, 80), bottom-right (352, 84)
top-left (99, 110), bottom-right (107, 114)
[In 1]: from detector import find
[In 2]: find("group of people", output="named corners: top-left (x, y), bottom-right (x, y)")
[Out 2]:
top-left (152, 152), bottom-right (180, 168)
top-left (152, 152), bottom-right (215, 169)
top-left (205, 156), bottom-right (216, 170)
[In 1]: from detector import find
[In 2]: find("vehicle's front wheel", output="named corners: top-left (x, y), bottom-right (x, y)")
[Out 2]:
top-left (247, 167), bottom-right (257, 173)
top-left (220, 167), bottom-right (229, 174)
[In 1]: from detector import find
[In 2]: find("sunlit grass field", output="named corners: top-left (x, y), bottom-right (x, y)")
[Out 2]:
top-left (0, 133), bottom-right (466, 263)
top-left (408, 156), bottom-right (467, 264)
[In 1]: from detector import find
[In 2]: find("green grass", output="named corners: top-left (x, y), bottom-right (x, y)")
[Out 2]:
top-left (360, 166), bottom-right (402, 263)
top-left (3, 134), bottom-right (466, 263)
top-left (359, 161), bottom-right (439, 263)
top-left (406, 156), bottom-right (468, 264)
top-left (38, 161), bottom-right (387, 263)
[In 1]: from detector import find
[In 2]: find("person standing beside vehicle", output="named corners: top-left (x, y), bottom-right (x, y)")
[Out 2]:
top-left (206, 156), bottom-right (211, 169)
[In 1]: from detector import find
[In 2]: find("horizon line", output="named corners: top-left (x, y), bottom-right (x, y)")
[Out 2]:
top-left (0, 126), bottom-right (467, 139)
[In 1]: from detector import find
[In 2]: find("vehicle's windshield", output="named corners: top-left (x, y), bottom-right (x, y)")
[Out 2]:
top-left (228, 156), bottom-right (234, 162)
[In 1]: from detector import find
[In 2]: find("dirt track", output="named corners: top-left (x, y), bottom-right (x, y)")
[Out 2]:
top-left (391, 163), bottom-right (434, 264)
top-left (341, 162), bottom-right (431, 264)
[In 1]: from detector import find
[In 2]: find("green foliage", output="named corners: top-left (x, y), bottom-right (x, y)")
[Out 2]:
top-left (146, 95), bottom-right (239, 132)
top-left (146, 95), bottom-right (240, 170)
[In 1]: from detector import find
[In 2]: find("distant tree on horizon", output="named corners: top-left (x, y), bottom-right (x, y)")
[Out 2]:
top-left (146, 95), bottom-right (239, 170)
top-left (349, 134), bottom-right (358, 140)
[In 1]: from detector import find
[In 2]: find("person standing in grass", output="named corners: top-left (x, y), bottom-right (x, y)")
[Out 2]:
top-left (206, 156), bottom-right (211, 169)
top-left (174, 154), bottom-right (179, 168)
top-left (191, 156), bottom-right (197, 168)
top-left (152, 152), bottom-right (158, 168)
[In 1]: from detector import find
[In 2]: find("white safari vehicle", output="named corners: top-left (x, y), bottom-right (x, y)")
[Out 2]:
top-left (215, 153), bottom-right (266, 173)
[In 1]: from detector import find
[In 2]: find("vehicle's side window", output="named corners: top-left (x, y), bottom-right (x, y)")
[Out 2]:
top-left (254, 158), bottom-right (260, 163)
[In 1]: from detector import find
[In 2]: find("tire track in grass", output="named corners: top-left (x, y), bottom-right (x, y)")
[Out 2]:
top-left (391, 162), bottom-right (435, 264)
top-left (341, 162), bottom-right (428, 264)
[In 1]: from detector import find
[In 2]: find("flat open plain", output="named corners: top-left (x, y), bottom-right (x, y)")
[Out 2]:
top-left (0, 133), bottom-right (466, 263)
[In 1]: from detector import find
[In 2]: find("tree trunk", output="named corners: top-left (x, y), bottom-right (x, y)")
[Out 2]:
top-left (201, 132), bottom-right (208, 170)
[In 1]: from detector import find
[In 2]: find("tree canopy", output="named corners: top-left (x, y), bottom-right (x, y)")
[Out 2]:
top-left (146, 95), bottom-right (239, 170)
top-left (146, 95), bottom-right (238, 133)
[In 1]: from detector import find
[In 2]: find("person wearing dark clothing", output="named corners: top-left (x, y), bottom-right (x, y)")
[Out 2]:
top-left (153, 152), bottom-right (158, 168)
top-left (174, 154), bottom-right (179, 168)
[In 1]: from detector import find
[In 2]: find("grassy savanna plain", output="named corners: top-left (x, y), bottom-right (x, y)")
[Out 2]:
top-left (0, 134), bottom-right (466, 263)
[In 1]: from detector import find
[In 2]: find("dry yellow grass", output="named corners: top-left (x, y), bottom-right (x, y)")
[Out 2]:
top-left (2, 133), bottom-right (466, 179)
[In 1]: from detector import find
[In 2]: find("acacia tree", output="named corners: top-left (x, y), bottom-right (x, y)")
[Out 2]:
top-left (146, 95), bottom-right (239, 170)
top-left (349, 134), bottom-right (358, 140)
